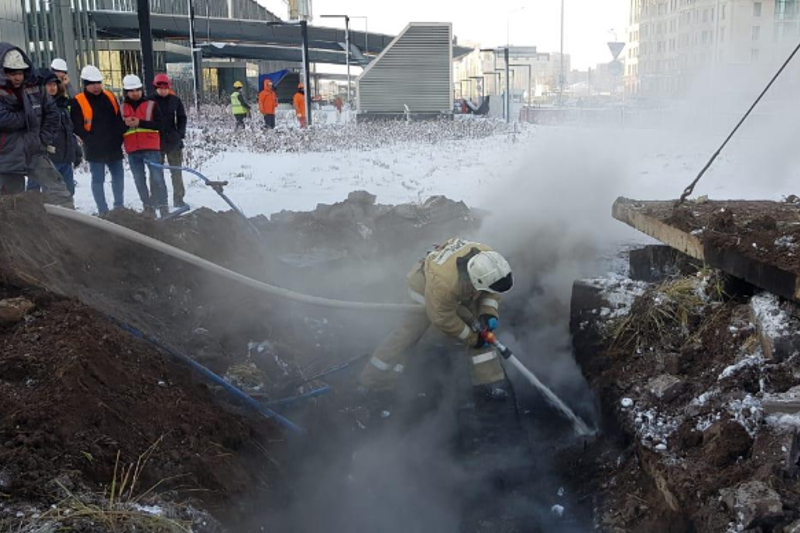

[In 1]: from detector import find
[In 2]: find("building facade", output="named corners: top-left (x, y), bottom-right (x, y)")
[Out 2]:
top-left (628, 0), bottom-right (800, 100)
top-left (453, 45), bottom-right (571, 103)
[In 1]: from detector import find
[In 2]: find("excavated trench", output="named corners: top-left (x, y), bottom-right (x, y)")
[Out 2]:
top-left (0, 193), bottom-right (609, 532)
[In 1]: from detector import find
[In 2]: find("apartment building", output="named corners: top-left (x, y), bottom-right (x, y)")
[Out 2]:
top-left (627, 0), bottom-right (800, 100)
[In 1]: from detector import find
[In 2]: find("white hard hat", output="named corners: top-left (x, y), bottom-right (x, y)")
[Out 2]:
top-left (80, 65), bottom-right (103, 82)
top-left (467, 251), bottom-right (513, 294)
top-left (122, 74), bottom-right (143, 90)
top-left (51, 58), bottom-right (68, 72)
top-left (3, 49), bottom-right (29, 70)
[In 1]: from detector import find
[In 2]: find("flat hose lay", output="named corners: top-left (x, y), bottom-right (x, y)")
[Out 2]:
top-left (44, 205), bottom-right (424, 314)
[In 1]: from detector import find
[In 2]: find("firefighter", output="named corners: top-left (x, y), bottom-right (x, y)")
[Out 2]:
top-left (293, 82), bottom-right (307, 128)
top-left (258, 78), bottom-right (278, 129)
top-left (231, 81), bottom-right (250, 131)
top-left (359, 238), bottom-right (514, 399)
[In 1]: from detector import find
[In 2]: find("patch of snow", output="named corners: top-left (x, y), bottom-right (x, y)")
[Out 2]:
top-left (551, 504), bottom-right (565, 517)
top-left (582, 275), bottom-right (648, 319)
top-left (751, 293), bottom-right (793, 339)
top-left (691, 388), bottom-right (719, 407)
top-left (133, 504), bottom-right (164, 516)
top-left (621, 398), bottom-right (634, 408)
top-left (766, 413), bottom-right (800, 429)
top-left (718, 351), bottom-right (765, 381)
top-left (727, 395), bottom-right (764, 437)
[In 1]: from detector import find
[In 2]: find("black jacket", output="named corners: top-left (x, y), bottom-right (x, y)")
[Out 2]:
top-left (71, 88), bottom-right (125, 162)
top-left (49, 95), bottom-right (81, 164)
top-left (0, 43), bottom-right (58, 175)
top-left (153, 92), bottom-right (187, 152)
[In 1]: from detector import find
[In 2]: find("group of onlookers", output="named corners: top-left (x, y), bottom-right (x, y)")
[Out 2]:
top-left (234, 78), bottom-right (335, 130)
top-left (0, 42), bottom-right (187, 216)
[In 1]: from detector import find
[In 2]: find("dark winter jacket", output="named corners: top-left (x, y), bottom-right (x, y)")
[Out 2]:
top-left (71, 88), bottom-right (125, 163)
top-left (0, 43), bottom-right (58, 175)
top-left (153, 92), bottom-right (187, 153)
top-left (49, 95), bottom-right (81, 164)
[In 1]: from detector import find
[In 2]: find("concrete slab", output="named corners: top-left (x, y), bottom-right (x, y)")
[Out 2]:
top-left (613, 198), bottom-right (800, 304)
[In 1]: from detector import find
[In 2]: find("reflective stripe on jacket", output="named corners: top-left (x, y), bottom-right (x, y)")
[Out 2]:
top-left (74, 90), bottom-right (119, 133)
top-left (122, 100), bottom-right (160, 153)
top-left (407, 238), bottom-right (502, 346)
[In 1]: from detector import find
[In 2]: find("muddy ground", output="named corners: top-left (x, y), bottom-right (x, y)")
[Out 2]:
top-left (0, 193), bottom-right (598, 532)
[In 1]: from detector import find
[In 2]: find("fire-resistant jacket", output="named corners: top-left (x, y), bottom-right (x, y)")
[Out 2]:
top-left (0, 43), bottom-right (59, 175)
top-left (407, 238), bottom-right (502, 347)
top-left (122, 97), bottom-right (162, 154)
top-left (258, 80), bottom-right (277, 115)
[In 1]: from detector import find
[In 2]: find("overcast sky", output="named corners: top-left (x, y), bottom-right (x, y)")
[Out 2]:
top-left (259, 0), bottom-right (630, 70)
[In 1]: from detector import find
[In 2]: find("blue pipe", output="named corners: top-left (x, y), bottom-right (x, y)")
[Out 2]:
top-left (147, 161), bottom-right (262, 237)
top-left (117, 321), bottom-right (305, 435)
top-left (265, 385), bottom-right (331, 408)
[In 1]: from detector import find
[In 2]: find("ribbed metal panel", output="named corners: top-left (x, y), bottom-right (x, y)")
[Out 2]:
top-left (357, 23), bottom-right (453, 114)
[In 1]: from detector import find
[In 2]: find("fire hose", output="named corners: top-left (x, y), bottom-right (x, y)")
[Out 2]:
top-left (43, 206), bottom-right (592, 435)
top-left (458, 309), bottom-right (594, 437)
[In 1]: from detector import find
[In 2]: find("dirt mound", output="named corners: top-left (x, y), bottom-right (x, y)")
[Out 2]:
top-left (569, 268), bottom-right (800, 532)
top-left (0, 284), bottom-right (283, 511)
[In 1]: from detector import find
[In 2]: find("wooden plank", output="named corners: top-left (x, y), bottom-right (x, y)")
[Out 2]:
top-left (613, 197), bottom-right (800, 304)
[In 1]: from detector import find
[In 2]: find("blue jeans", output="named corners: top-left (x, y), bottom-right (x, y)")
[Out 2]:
top-left (54, 163), bottom-right (74, 196)
top-left (128, 151), bottom-right (167, 209)
top-left (89, 159), bottom-right (125, 214)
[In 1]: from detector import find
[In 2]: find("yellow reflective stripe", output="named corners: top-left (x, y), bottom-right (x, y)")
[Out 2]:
top-left (457, 325), bottom-right (471, 341)
top-left (408, 289), bottom-right (425, 305)
top-left (124, 128), bottom-right (159, 136)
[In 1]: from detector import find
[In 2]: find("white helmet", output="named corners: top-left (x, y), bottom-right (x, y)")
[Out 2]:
top-left (80, 65), bottom-right (103, 82)
top-left (51, 58), bottom-right (68, 72)
top-left (467, 251), bottom-right (513, 294)
top-left (122, 74), bottom-right (143, 90)
top-left (3, 49), bottom-right (29, 70)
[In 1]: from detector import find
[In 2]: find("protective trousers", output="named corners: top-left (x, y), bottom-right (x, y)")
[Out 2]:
top-left (359, 301), bottom-right (505, 391)
top-left (0, 155), bottom-right (74, 208)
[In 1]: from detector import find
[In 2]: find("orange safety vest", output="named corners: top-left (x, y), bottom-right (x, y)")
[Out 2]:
top-left (122, 100), bottom-right (160, 153)
top-left (74, 90), bottom-right (120, 132)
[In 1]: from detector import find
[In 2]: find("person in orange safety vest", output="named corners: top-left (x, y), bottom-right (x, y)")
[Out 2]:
top-left (258, 78), bottom-right (278, 129)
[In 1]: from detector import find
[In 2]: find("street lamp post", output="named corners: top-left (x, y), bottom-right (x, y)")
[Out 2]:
top-left (267, 20), bottom-right (312, 126)
top-left (321, 14), bottom-right (351, 102)
top-left (559, 0), bottom-right (565, 107)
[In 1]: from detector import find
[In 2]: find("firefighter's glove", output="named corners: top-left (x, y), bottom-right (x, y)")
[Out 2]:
top-left (480, 315), bottom-right (499, 331)
top-left (46, 145), bottom-right (56, 154)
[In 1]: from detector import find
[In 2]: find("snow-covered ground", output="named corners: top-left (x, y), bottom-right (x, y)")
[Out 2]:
top-left (71, 114), bottom-right (800, 220)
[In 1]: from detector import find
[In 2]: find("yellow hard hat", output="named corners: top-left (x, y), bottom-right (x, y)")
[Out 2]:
top-left (233, 81), bottom-right (243, 89)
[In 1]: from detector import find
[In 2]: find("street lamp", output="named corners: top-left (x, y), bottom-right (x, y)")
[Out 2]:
top-left (267, 20), bottom-right (312, 126)
top-left (321, 14), bottom-right (351, 102)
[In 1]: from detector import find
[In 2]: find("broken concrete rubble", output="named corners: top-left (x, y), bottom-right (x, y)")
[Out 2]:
top-left (719, 481), bottom-right (783, 530)
top-left (703, 420), bottom-right (753, 467)
top-left (646, 374), bottom-right (686, 402)
top-left (750, 293), bottom-right (800, 363)
top-left (0, 297), bottom-right (35, 326)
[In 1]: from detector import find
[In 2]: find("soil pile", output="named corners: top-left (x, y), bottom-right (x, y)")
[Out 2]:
top-left (568, 262), bottom-right (800, 532)
top-left (0, 284), bottom-right (284, 527)
top-left (647, 199), bottom-right (800, 274)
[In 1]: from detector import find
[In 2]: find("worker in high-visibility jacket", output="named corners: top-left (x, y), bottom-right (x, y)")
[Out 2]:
top-left (293, 83), bottom-right (307, 128)
top-left (121, 74), bottom-right (168, 217)
top-left (71, 64), bottom-right (126, 214)
top-left (258, 78), bottom-right (278, 129)
top-left (359, 238), bottom-right (515, 400)
top-left (231, 81), bottom-right (250, 131)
